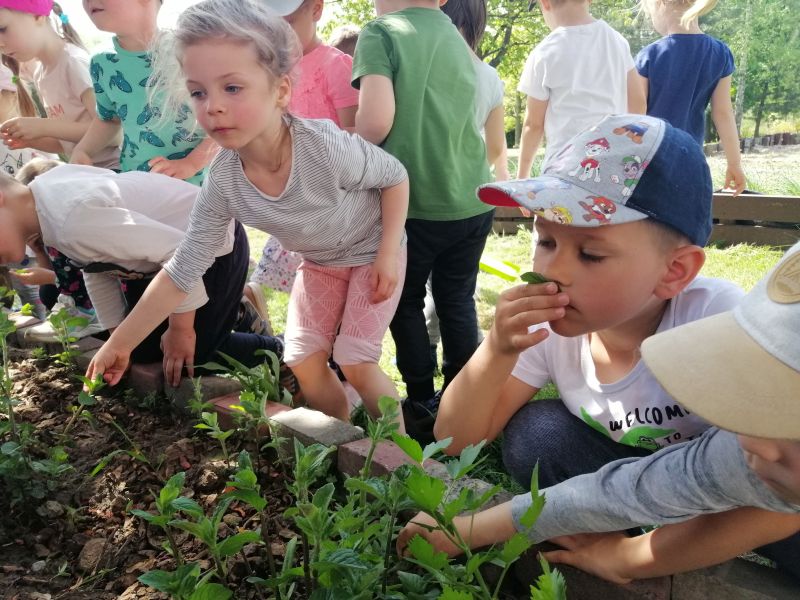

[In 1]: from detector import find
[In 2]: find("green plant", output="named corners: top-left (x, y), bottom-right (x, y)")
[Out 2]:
top-left (47, 306), bottom-right (89, 367)
top-left (194, 411), bottom-right (235, 466)
top-left (61, 375), bottom-right (105, 439)
top-left (30, 346), bottom-right (47, 360)
top-left (0, 310), bottom-right (72, 507)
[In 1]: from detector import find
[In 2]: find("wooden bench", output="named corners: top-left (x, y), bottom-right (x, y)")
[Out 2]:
top-left (492, 193), bottom-right (800, 246)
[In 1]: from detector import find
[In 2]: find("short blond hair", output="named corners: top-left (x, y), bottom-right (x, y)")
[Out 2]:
top-left (15, 158), bottom-right (63, 185)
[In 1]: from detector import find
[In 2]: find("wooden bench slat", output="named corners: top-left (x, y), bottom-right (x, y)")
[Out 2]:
top-left (710, 224), bottom-right (800, 246)
top-left (712, 194), bottom-right (800, 222)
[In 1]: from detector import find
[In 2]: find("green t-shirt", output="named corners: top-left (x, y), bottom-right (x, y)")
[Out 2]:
top-left (91, 37), bottom-right (205, 185)
top-left (352, 8), bottom-right (492, 221)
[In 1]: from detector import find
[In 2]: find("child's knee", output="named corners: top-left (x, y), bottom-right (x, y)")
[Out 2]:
top-left (332, 335), bottom-right (382, 367)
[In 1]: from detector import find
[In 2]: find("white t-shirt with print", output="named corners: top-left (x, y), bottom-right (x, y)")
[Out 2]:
top-left (517, 19), bottom-right (633, 168)
top-left (511, 277), bottom-right (744, 451)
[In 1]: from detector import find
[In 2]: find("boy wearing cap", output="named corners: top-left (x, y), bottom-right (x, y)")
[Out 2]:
top-left (399, 240), bottom-right (800, 582)
top-left (435, 114), bottom-right (744, 489)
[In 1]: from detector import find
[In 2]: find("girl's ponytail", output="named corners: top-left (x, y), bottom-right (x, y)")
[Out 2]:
top-left (51, 2), bottom-right (87, 51)
top-left (2, 56), bottom-right (38, 117)
top-left (680, 0), bottom-right (719, 28)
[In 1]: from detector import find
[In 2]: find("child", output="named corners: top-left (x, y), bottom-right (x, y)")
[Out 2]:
top-left (84, 0), bottom-right (410, 427)
top-left (245, 0), bottom-right (361, 309)
top-left (516, 0), bottom-right (645, 179)
top-left (423, 0), bottom-right (508, 380)
top-left (352, 0), bottom-right (494, 426)
top-left (0, 0), bottom-right (119, 168)
top-left (71, 0), bottom-right (216, 185)
top-left (0, 162), bottom-right (283, 386)
top-left (399, 240), bottom-right (800, 581)
top-left (329, 24), bottom-right (360, 57)
top-left (637, 0), bottom-right (745, 195)
top-left (434, 114), bottom-right (744, 489)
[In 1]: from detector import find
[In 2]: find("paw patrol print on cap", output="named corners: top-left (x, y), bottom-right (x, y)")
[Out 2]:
top-left (478, 114), bottom-right (713, 246)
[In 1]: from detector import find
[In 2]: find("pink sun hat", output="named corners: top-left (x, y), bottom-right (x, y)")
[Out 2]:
top-left (0, 0), bottom-right (53, 16)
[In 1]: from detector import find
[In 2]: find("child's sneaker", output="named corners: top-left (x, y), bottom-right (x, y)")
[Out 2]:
top-left (235, 296), bottom-right (272, 337)
top-left (24, 295), bottom-right (105, 343)
top-left (245, 282), bottom-right (274, 336)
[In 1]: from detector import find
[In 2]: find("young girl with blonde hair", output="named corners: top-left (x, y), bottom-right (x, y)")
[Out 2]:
top-left (87, 0), bottom-right (410, 429)
top-left (636, 0), bottom-right (745, 195)
top-left (0, 0), bottom-right (119, 168)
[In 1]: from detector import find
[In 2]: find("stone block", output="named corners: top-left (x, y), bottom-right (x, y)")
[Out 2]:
top-left (338, 438), bottom-right (417, 477)
top-left (73, 336), bottom-right (104, 353)
top-left (269, 406), bottom-right (364, 461)
top-left (164, 375), bottom-right (242, 415)
top-left (126, 363), bottom-right (164, 397)
top-left (671, 558), bottom-right (800, 599)
top-left (515, 547), bottom-right (670, 600)
top-left (211, 394), bottom-right (289, 431)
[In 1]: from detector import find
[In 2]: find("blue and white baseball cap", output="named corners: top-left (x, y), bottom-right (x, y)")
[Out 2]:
top-left (642, 242), bottom-right (800, 440)
top-left (478, 114), bottom-right (713, 246)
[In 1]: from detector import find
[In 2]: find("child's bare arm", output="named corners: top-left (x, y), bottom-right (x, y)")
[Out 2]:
top-left (627, 69), bottom-right (647, 114)
top-left (516, 96), bottom-right (547, 179)
top-left (150, 137), bottom-right (219, 181)
top-left (544, 508), bottom-right (800, 584)
top-left (336, 105), bottom-right (358, 131)
top-left (71, 116), bottom-right (122, 165)
top-left (484, 104), bottom-right (509, 180)
top-left (434, 282), bottom-right (568, 454)
top-left (397, 502), bottom-right (518, 558)
top-left (371, 178), bottom-right (409, 303)
top-left (710, 75), bottom-right (745, 196)
top-left (355, 74), bottom-right (395, 145)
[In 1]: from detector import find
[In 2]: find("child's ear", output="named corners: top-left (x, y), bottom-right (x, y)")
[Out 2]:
top-left (439, 0), bottom-right (449, 7)
top-left (539, 0), bottom-right (552, 11)
top-left (312, 0), bottom-right (324, 21)
top-left (654, 245), bottom-right (705, 300)
top-left (276, 75), bottom-right (292, 109)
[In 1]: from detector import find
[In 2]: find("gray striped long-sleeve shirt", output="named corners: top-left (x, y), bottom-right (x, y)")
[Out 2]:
top-left (164, 117), bottom-right (408, 294)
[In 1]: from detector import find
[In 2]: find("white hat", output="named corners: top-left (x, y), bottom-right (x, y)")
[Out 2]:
top-left (642, 242), bottom-right (800, 440)
top-left (261, 0), bottom-right (304, 16)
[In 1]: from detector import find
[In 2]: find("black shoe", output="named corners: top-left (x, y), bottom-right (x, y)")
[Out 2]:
top-left (401, 390), bottom-right (443, 446)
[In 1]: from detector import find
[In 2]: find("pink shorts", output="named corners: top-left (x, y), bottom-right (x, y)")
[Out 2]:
top-left (283, 248), bottom-right (407, 367)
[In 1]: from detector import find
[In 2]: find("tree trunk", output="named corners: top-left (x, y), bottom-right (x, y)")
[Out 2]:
top-left (734, 0), bottom-right (751, 131)
top-left (514, 92), bottom-right (523, 147)
top-left (753, 82), bottom-right (769, 138)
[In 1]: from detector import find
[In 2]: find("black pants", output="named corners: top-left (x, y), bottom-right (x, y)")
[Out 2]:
top-left (502, 398), bottom-right (800, 581)
top-left (124, 222), bottom-right (281, 369)
top-left (390, 210), bottom-right (494, 403)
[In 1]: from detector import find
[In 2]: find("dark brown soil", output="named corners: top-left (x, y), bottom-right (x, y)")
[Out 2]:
top-left (0, 351), bottom-right (297, 600)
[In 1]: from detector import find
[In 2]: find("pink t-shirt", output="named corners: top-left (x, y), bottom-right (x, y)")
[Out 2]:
top-left (34, 44), bottom-right (120, 169)
top-left (289, 44), bottom-right (359, 125)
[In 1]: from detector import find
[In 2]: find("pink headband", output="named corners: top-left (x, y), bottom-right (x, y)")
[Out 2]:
top-left (0, 0), bottom-right (54, 16)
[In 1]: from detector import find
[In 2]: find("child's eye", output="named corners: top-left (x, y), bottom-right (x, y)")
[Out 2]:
top-left (536, 239), bottom-right (555, 249)
top-left (188, 89), bottom-right (205, 99)
top-left (225, 85), bottom-right (242, 94)
top-left (580, 251), bottom-right (604, 263)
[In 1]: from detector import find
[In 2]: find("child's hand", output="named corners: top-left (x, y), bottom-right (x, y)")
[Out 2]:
top-left (543, 532), bottom-right (639, 585)
top-left (396, 512), bottom-right (464, 558)
top-left (70, 148), bottom-right (94, 166)
top-left (724, 163), bottom-right (746, 197)
top-left (1, 116), bottom-right (44, 142)
top-left (85, 342), bottom-right (132, 387)
top-left (148, 156), bottom-right (201, 181)
top-left (369, 251), bottom-right (398, 303)
top-left (161, 325), bottom-right (197, 387)
top-left (489, 282), bottom-right (568, 355)
top-left (10, 267), bottom-right (56, 286)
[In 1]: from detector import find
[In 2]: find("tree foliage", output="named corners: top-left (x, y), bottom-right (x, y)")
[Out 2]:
top-left (322, 0), bottom-right (800, 141)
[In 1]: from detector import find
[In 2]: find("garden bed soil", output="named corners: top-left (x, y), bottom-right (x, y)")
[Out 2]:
top-left (0, 351), bottom-right (296, 599)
